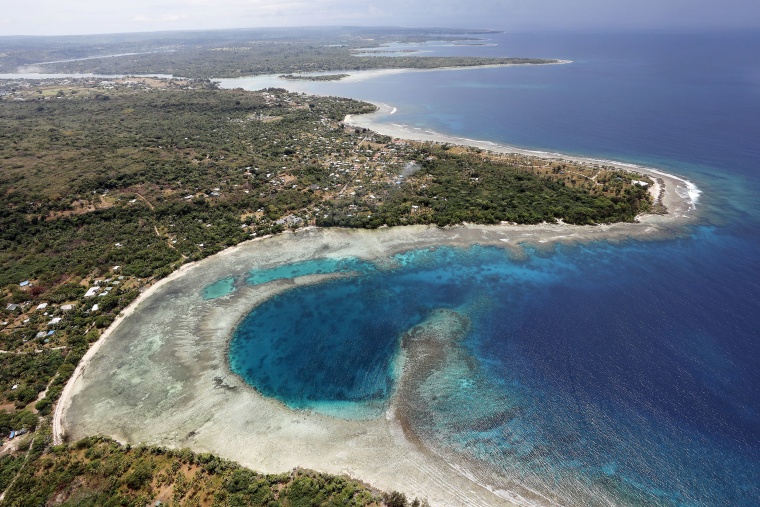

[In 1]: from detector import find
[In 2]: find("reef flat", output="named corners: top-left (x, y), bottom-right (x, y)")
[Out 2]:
top-left (59, 177), bottom-right (693, 506)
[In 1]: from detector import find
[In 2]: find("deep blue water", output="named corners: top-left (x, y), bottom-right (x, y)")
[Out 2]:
top-left (224, 32), bottom-right (760, 506)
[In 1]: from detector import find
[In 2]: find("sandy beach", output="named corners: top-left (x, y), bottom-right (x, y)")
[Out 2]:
top-left (51, 260), bottom-right (203, 447)
top-left (53, 96), bottom-right (700, 506)
top-left (329, 60), bottom-right (574, 83)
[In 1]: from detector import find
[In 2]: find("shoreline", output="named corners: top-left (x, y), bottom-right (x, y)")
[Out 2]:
top-left (2, 59), bottom-right (571, 83)
top-left (216, 63), bottom-right (700, 219)
top-left (293, 60), bottom-right (573, 83)
top-left (213, 61), bottom-right (572, 89)
top-left (51, 234), bottom-right (277, 445)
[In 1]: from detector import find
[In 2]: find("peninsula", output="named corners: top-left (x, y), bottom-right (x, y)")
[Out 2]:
top-left (279, 73), bottom-right (351, 81)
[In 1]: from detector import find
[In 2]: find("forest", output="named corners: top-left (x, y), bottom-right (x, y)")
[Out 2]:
top-left (0, 434), bottom-right (426, 507)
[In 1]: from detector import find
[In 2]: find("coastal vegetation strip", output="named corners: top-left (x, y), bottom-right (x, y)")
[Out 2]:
top-left (1, 432), bottom-right (423, 507)
top-left (279, 73), bottom-right (351, 81)
top-left (0, 76), bottom-right (652, 504)
top-left (0, 78), bottom-right (651, 283)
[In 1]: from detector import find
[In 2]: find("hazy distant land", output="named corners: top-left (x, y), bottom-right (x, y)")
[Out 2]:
top-left (279, 73), bottom-right (351, 81)
top-left (0, 26), bottom-right (557, 78)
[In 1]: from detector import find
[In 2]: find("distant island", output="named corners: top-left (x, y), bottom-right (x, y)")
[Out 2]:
top-left (279, 73), bottom-right (350, 81)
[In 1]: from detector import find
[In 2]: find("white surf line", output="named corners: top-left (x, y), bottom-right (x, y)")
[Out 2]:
top-left (445, 460), bottom-right (567, 507)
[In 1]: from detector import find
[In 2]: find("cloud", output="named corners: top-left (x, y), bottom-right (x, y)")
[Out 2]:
top-left (1, 0), bottom-right (758, 36)
top-left (132, 13), bottom-right (189, 24)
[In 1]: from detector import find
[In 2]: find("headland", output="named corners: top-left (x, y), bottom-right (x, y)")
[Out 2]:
top-left (345, 102), bottom-right (700, 223)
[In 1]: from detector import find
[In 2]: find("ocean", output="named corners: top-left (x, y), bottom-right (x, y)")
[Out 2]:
top-left (223, 31), bottom-right (760, 506)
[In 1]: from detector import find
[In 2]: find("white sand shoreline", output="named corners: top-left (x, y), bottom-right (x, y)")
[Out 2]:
top-left (304, 60), bottom-right (573, 83)
top-left (51, 235), bottom-right (278, 446)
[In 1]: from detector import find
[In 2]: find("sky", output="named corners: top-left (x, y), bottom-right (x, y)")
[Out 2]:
top-left (1, 0), bottom-right (758, 37)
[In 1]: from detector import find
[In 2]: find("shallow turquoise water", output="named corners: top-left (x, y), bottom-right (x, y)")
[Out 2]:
top-left (202, 276), bottom-right (236, 299)
top-left (245, 257), bottom-right (375, 285)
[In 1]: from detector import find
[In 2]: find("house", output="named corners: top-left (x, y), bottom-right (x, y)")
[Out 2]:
top-left (48, 317), bottom-right (62, 326)
top-left (36, 303), bottom-right (48, 311)
top-left (60, 304), bottom-right (75, 311)
top-left (84, 287), bottom-right (100, 298)
top-left (5, 304), bottom-right (19, 312)
top-left (19, 280), bottom-right (30, 287)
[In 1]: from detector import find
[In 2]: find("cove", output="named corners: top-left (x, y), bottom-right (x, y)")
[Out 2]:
top-left (227, 246), bottom-right (513, 418)
top-left (226, 230), bottom-right (760, 506)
